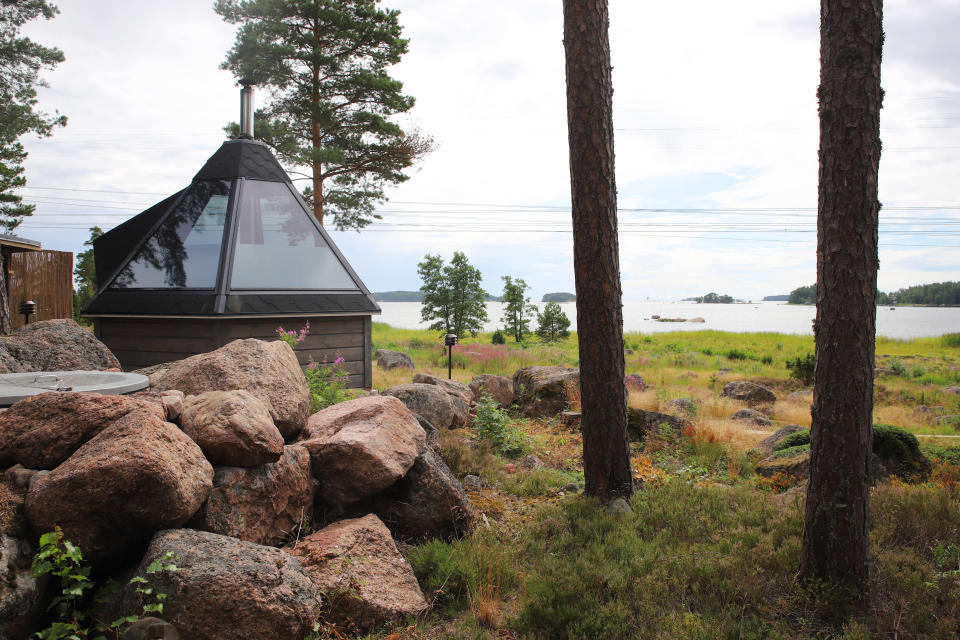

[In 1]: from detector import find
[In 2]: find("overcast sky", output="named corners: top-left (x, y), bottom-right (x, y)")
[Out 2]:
top-left (15, 0), bottom-right (960, 301)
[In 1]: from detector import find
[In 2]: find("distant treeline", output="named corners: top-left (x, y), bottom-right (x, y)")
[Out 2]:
top-left (788, 281), bottom-right (960, 306)
top-left (542, 292), bottom-right (576, 302)
top-left (763, 295), bottom-right (789, 301)
top-left (373, 290), bottom-right (504, 302)
top-left (681, 292), bottom-right (739, 304)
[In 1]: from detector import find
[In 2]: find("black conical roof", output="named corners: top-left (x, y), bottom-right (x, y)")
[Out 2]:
top-left (82, 138), bottom-right (379, 318)
top-left (193, 138), bottom-right (290, 183)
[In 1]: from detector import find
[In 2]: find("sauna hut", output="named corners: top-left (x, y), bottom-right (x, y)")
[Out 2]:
top-left (82, 89), bottom-right (380, 387)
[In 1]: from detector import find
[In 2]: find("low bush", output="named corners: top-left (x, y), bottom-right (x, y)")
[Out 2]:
top-left (775, 429), bottom-right (811, 451)
top-left (473, 393), bottom-right (529, 457)
top-left (786, 352), bottom-right (815, 385)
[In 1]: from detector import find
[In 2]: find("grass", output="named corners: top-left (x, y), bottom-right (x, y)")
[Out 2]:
top-left (335, 324), bottom-right (960, 639)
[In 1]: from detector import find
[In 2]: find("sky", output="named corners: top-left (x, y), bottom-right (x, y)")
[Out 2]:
top-left (14, 0), bottom-right (960, 302)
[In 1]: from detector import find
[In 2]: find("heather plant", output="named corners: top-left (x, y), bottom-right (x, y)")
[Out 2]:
top-left (305, 356), bottom-right (349, 411)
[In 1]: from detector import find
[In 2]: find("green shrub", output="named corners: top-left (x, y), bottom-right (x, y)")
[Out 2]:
top-left (872, 423), bottom-right (921, 462)
top-left (761, 354), bottom-right (774, 365)
top-left (473, 393), bottom-right (529, 457)
top-left (725, 348), bottom-right (748, 360)
top-left (304, 358), bottom-right (349, 412)
top-left (785, 352), bottom-right (815, 385)
top-left (890, 358), bottom-right (908, 376)
top-left (502, 468), bottom-right (581, 497)
top-left (942, 333), bottom-right (960, 348)
top-left (775, 429), bottom-right (811, 451)
top-left (771, 444), bottom-right (810, 459)
top-left (491, 329), bottom-right (506, 345)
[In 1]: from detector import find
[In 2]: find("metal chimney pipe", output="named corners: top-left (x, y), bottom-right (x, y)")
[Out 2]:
top-left (240, 80), bottom-right (255, 139)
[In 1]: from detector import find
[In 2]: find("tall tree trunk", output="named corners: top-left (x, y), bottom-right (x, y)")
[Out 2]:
top-left (798, 0), bottom-right (883, 598)
top-left (562, 0), bottom-right (632, 502)
top-left (0, 254), bottom-right (11, 334)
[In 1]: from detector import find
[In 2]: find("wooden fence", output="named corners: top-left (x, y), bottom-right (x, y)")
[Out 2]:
top-left (8, 250), bottom-right (73, 331)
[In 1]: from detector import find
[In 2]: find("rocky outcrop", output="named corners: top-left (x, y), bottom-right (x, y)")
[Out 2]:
top-left (625, 407), bottom-right (690, 442)
top-left (288, 515), bottom-right (428, 629)
top-left (469, 374), bottom-right (514, 407)
top-left (190, 446), bottom-right (315, 547)
top-left (755, 452), bottom-right (810, 480)
top-left (25, 410), bottom-right (213, 571)
top-left (513, 366), bottom-right (580, 417)
top-left (0, 392), bottom-right (164, 470)
top-left (179, 390), bottom-right (284, 467)
top-left (730, 408), bottom-right (772, 427)
top-left (375, 349), bottom-right (414, 370)
top-left (382, 383), bottom-right (469, 429)
top-left (413, 372), bottom-right (474, 404)
top-left (370, 445), bottom-right (476, 542)
top-left (624, 374), bottom-right (645, 392)
top-left (302, 396), bottom-right (425, 508)
top-left (119, 529), bottom-right (321, 640)
top-left (0, 319), bottom-right (120, 373)
top-left (0, 534), bottom-right (47, 640)
top-left (145, 339), bottom-right (309, 439)
top-left (721, 381), bottom-right (776, 406)
top-left (750, 424), bottom-right (806, 458)
top-left (663, 398), bottom-right (696, 415)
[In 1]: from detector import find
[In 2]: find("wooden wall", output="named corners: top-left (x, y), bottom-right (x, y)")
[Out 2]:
top-left (95, 315), bottom-right (372, 388)
top-left (8, 250), bottom-right (73, 330)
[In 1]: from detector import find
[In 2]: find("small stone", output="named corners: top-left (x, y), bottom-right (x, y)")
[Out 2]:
top-left (605, 498), bottom-right (632, 514)
top-left (504, 463), bottom-right (517, 474)
top-left (521, 454), bottom-right (544, 470)
top-left (561, 483), bottom-right (579, 493)
top-left (461, 474), bottom-right (482, 491)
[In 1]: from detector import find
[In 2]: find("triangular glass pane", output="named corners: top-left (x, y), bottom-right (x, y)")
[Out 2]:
top-left (110, 180), bottom-right (231, 289)
top-left (229, 180), bottom-right (358, 290)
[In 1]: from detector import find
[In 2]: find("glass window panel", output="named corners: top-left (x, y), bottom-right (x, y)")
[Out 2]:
top-left (230, 180), bottom-right (358, 290)
top-left (111, 180), bottom-right (230, 289)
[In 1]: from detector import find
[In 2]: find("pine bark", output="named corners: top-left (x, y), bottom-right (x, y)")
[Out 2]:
top-left (562, 0), bottom-right (632, 501)
top-left (0, 256), bottom-right (11, 334)
top-left (798, 0), bottom-right (884, 596)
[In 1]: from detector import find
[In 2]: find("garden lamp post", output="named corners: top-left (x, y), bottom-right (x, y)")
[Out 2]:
top-left (445, 333), bottom-right (458, 379)
top-left (19, 301), bottom-right (35, 325)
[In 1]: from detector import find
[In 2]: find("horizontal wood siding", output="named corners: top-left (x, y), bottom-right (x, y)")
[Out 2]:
top-left (97, 315), bottom-right (371, 387)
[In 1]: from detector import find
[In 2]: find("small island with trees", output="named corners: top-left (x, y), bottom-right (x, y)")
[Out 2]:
top-left (541, 292), bottom-right (576, 303)
top-left (683, 292), bottom-right (740, 304)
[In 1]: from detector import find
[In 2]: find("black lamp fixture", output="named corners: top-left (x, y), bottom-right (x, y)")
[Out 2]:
top-left (444, 333), bottom-right (458, 379)
top-left (18, 300), bottom-right (35, 325)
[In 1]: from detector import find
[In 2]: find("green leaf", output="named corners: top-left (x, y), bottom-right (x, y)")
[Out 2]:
top-left (143, 603), bottom-right (163, 614)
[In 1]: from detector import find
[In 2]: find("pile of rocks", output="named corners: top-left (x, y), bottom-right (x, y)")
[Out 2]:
top-left (0, 327), bottom-right (477, 639)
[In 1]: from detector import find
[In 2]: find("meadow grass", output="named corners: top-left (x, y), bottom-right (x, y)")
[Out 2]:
top-left (350, 324), bottom-right (960, 639)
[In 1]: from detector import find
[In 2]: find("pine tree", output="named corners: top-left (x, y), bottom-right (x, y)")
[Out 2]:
top-left (562, 0), bottom-right (632, 502)
top-left (216, 0), bottom-right (432, 230)
top-left (536, 301), bottom-right (571, 342)
top-left (798, 0), bottom-right (884, 601)
top-left (418, 252), bottom-right (487, 337)
top-left (72, 226), bottom-right (103, 322)
top-left (500, 276), bottom-right (537, 343)
top-left (0, 0), bottom-right (65, 334)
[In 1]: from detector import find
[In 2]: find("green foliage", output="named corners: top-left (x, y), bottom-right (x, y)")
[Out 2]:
top-left (724, 348), bottom-right (748, 360)
top-left (418, 252), bottom-right (488, 337)
top-left (775, 429), bottom-right (811, 451)
top-left (541, 292), bottom-right (575, 303)
top-left (491, 329), bottom-right (506, 345)
top-left (0, 0), bottom-right (66, 232)
top-left (72, 226), bottom-right (103, 324)
top-left (694, 292), bottom-right (734, 304)
top-left (501, 468), bottom-right (581, 497)
top-left (216, 0), bottom-right (432, 230)
top-left (942, 333), bottom-right (960, 348)
top-left (275, 321), bottom-right (310, 351)
top-left (535, 301), bottom-right (570, 343)
top-left (305, 357), bottom-right (349, 412)
top-left (771, 444), bottom-right (811, 459)
top-left (788, 283), bottom-right (816, 305)
top-left (473, 393), bottom-right (528, 457)
top-left (500, 276), bottom-right (537, 343)
top-left (786, 352), bottom-right (815, 385)
top-left (888, 281), bottom-right (960, 306)
top-left (30, 528), bottom-right (176, 640)
top-left (890, 358), bottom-right (908, 376)
top-left (872, 423), bottom-right (921, 462)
